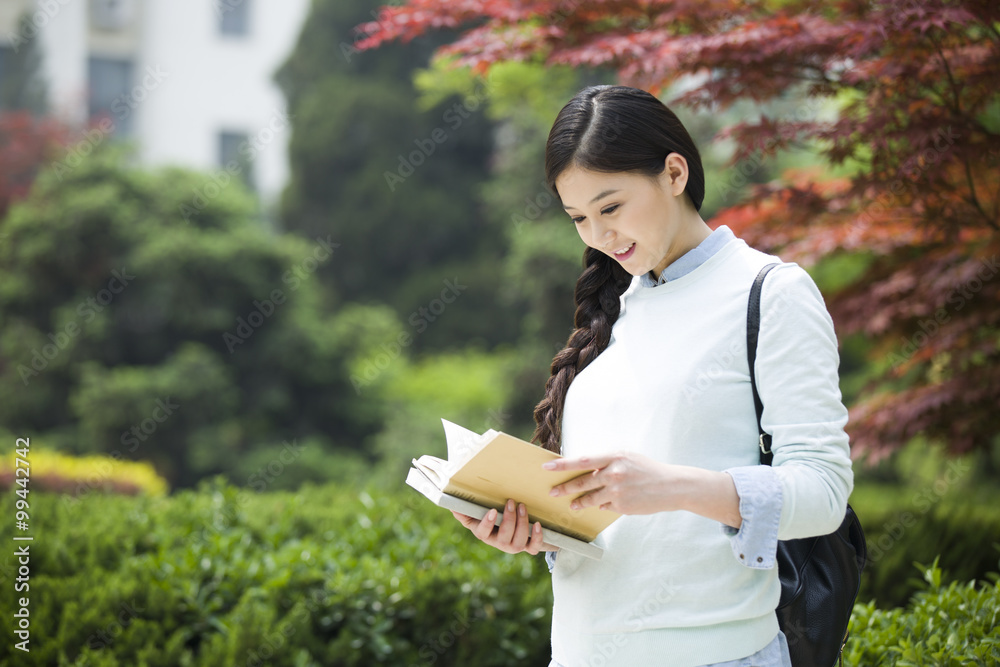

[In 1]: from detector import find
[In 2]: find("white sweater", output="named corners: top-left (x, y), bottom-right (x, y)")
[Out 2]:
top-left (549, 236), bottom-right (854, 666)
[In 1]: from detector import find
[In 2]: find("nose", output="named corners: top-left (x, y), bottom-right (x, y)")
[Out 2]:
top-left (593, 222), bottom-right (616, 251)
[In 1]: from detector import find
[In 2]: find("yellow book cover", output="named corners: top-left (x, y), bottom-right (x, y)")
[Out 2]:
top-left (406, 419), bottom-right (621, 559)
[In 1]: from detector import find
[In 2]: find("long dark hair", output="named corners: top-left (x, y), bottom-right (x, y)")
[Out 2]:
top-left (530, 85), bottom-right (705, 453)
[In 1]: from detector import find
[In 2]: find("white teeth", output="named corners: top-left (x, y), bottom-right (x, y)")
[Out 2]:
top-left (614, 243), bottom-right (634, 255)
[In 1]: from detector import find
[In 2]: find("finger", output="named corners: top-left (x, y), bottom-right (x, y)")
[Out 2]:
top-left (569, 487), bottom-right (605, 511)
top-left (496, 499), bottom-right (517, 544)
top-left (525, 520), bottom-right (545, 555)
top-left (451, 510), bottom-right (478, 529)
top-left (511, 503), bottom-right (530, 548)
top-left (472, 507), bottom-right (499, 541)
top-left (550, 468), bottom-right (603, 498)
top-left (541, 454), bottom-right (615, 472)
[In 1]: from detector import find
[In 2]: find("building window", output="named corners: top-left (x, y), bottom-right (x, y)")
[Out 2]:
top-left (88, 56), bottom-right (134, 136)
top-left (217, 0), bottom-right (250, 37)
top-left (90, 0), bottom-right (136, 32)
top-left (219, 131), bottom-right (254, 190)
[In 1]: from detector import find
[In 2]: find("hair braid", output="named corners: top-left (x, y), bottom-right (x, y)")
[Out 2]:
top-left (530, 84), bottom-right (704, 453)
top-left (531, 247), bottom-right (631, 453)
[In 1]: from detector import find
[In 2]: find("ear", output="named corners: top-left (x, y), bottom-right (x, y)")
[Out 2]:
top-left (661, 153), bottom-right (689, 197)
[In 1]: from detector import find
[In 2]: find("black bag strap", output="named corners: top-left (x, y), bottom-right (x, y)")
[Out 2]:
top-left (747, 263), bottom-right (780, 466)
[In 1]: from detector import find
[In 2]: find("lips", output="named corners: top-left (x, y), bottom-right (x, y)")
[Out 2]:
top-left (612, 242), bottom-right (636, 260)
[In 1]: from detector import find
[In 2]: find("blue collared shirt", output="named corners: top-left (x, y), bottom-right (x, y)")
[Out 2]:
top-left (545, 225), bottom-right (782, 574)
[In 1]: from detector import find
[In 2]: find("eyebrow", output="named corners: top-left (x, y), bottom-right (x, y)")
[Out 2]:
top-left (562, 189), bottom-right (621, 210)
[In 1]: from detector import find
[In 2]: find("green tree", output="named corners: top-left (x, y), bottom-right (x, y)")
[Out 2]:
top-left (0, 14), bottom-right (48, 115)
top-left (275, 0), bottom-right (519, 352)
top-left (0, 144), bottom-right (399, 488)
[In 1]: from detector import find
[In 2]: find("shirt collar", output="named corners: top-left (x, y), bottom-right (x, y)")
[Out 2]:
top-left (639, 225), bottom-right (735, 288)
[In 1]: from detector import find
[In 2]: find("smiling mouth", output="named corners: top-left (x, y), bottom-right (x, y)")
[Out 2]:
top-left (613, 242), bottom-right (635, 257)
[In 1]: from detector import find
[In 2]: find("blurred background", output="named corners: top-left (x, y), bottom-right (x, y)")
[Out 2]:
top-left (0, 0), bottom-right (998, 665)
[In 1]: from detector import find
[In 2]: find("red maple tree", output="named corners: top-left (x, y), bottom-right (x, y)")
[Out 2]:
top-left (357, 0), bottom-right (1000, 460)
top-left (0, 111), bottom-right (72, 220)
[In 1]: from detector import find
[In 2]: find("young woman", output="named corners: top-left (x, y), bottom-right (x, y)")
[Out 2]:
top-left (451, 85), bottom-right (854, 667)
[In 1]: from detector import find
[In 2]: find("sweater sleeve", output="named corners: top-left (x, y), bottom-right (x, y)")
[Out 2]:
top-left (754, 263), bottom-right (854, 540)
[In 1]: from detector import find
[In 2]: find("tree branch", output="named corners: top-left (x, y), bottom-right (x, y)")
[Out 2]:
top-left (963, 157), bottom-right (1000, 230)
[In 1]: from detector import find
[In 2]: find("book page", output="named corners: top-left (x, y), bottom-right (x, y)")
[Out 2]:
top-left (441, 419), bottom-right (494, 468)
top-left (411, 455), bottom-right (448, 488)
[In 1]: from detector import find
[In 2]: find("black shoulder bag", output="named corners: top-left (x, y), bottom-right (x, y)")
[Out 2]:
top-left (747, 263), bottom-right (868, 667)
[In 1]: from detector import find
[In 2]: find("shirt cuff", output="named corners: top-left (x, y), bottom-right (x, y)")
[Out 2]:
top-left (545, 550), bottom-right (557, 573)
top-left (721, 466), bottom-right (782, 569)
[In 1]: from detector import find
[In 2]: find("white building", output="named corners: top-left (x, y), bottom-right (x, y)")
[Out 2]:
top-left (0, 0), bottom-right (311, 208)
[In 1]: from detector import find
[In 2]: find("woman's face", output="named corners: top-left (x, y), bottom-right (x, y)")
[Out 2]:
top-left (555, 156), bottom-right (697, 279)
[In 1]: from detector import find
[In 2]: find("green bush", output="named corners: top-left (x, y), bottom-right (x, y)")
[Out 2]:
top-left (851, 482), bottom-right (1000, 608)
top-left (2, 479), bottom-right (998, 666)
top-left (845, 559), bottom-right (1000, 665)
top-left (0, 478), bottom-right (553, 666)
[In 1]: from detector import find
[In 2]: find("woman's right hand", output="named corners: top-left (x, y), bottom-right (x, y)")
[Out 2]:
top-left (451, 499), bottom-right (558, 555)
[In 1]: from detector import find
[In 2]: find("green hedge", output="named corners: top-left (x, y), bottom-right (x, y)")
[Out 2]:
top-left (845, 560), bottom-right (1000, 665)
top-left (1, 478), bottom-right (552, 666)
top-left (851, 483), bottom-right (1000, 607)
top-left (2, 478), bottom-right (998, 666)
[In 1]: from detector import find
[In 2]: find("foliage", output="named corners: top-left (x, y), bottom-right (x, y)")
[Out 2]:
top-left (845, 559), bottom-right (1000, 665)
top-left (0, 143), bottom-right (397, 488)
top-left (850, 439), bottom-right (1000, 607)
top-left (0, 479), bottom-right (554, 666)
top-left (365, 345), bottom-right (523, 486)
top-left (356, 0), bottom-right (1000, 459)
top-left (0, 13), bottom-right (48, 115)
top-left (0, 111), bottom-right (71, 219)
top-left (853, 487), bottom-right (1000, 608)
top-left (274, 0), bottom-right (519, 353)
top-left (0, 441), bottom-right (168, 497)
top-left (1, 479), bottom-right (998, 665)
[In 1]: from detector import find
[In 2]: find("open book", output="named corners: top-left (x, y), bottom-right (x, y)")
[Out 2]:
top-left (406, 419), bottom-right (621, 560)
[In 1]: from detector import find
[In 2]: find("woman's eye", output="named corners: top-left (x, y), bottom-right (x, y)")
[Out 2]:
top-left (601, 204), bottom-right (620, 215)
top-left (571, 216), bottom-right (585, 224)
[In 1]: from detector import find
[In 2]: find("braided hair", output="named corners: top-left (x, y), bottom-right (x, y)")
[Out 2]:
top-left (530, 85), bottom-right (705, 453)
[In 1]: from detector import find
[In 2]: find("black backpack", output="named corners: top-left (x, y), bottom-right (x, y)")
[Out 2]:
top-left (747, 263), bottom-right (868, 666)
